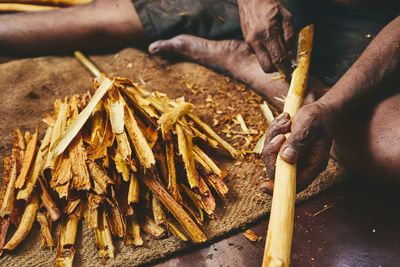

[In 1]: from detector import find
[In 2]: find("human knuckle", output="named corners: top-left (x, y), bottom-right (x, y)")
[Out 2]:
top-left (249, 31), bottom-right (262, 42)
top-left (244, 37), bottom-right (252, 47)
top-left (271, 54), bottom-right (283, 64)
top-left (266, 158), bottom-right (275, 171)
top-left (266, 125), bottom-right (279, 137)
top-left (266, 5), bottom-right (280, 18)
top-left (262, 145), bottom-right (273, 157)
top-left (266, 167), bottom-right (274, 178)
top-left (285, 31), bottom-right (294, 40)
top-left (269, 18), bottom-right (280, 28)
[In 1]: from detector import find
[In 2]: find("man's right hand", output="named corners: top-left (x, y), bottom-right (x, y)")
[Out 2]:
top-left (238, 0), bottom-right (293, 72)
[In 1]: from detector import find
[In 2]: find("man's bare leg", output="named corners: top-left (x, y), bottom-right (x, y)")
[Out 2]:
top-left (0, 0), bottom-right (143, 55)
top-left (333, 91), bottom-right (400, 185)
top-left (149, 35), bottom-right (400, 186)
top-left (149, 35), bottom-right (291, 109)
top-left (149, 34), bottom-right (326, 109)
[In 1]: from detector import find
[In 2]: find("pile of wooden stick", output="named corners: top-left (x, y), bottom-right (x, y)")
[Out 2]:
top-left (0, 72), bottom-right (241, 266)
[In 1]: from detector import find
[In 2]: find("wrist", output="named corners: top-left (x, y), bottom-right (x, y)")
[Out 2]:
top-left (310, 100), bottom-right (341, 136)
top-left (312, 100), bottom-right (340, 136)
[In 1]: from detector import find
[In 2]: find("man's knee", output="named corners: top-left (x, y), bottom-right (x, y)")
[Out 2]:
top-left (333, 92), bottom-right (400, 183)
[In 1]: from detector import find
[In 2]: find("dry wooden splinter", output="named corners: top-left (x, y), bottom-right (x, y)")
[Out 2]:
top-left (0, 162), bottom-right (17, 217)
top-left (253, 101), bottom-right (275, 154)
top-left (176, 123), bottom-right (198, 189)
top-left (262, 24), bottom-right (314, 267)
top-left (94, 210), bottom-right (115, 260)
top-left (141, 171), bottom-right (207, 243)
top-left (3, 193), bottom-right (40, 251)
top-left (37, 211), bottom-right (55, 248)
top-left (56, 213), bottom-right (79, 267)
top-left (15, 126), bottom-right (38, 189)
top-left (53, 78), bottom-right (113, 156)
top-left (18, 126), bottom-right (53, 200)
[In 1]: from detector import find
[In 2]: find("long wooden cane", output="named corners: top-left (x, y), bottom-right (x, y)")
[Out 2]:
top-left (262, 24), bottom-right (314, 267)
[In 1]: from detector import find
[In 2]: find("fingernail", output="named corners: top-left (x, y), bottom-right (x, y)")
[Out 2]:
top-left (276, 113), bottom-right (285, 120)
top-left (260, 180), bottom-right (274, 195)
top-left (281, 146), bottom-right (297, 161)
top-left (149, 42), bottom-right (161, 54)
top-left (150, 46), bottom-right (159, 54)
top-left (270, 134), bottom-right (283, 144)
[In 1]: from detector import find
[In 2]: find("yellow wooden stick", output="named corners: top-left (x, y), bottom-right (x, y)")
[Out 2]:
top-left (0, 3), bottom-right (57, 12)
top-left (262, 24), bottom-right (314, 267)
top-left (0, 0), bottom-right (91, 6)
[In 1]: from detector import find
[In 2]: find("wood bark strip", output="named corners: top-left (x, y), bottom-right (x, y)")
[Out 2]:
top-left (15, 126), bottom-right (38, 189)
top-left (53, 78), bottom-right (113, 156)
top-left (141, 171), bottom-right (207, 243)
top-left (3, 193), bottom-right (40, 251)
top-left (17, 126), bottom-right (53, 200)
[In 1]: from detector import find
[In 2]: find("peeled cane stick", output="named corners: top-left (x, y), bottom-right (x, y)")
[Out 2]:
top-left (0, 0), bottom-right (91, 6)
top-left (74, 51), bottom-right (103, 78)
top-left (262, 24), bottom-right (314, 267)
top-left (0, 3), bottom-right (57, 12)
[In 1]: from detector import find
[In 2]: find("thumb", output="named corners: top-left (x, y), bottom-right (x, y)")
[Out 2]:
top-left (279, 127), bottom-right (314, 164)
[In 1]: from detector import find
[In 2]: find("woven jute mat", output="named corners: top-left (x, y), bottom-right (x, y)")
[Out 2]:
top-left (0, 48), bottom-right (346, 266)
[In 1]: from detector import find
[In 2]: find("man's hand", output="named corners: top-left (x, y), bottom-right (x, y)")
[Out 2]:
top-left (262, 103), bottom-right (333, 192)
top-left (238, 0), bottom-right (293, 72)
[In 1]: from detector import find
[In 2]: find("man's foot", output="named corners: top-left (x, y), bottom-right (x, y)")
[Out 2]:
top-left (149, 35), bottom-right (290, 109)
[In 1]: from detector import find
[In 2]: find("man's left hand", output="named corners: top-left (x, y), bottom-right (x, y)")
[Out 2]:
top-left (262, 102), bottom-right (333, 192)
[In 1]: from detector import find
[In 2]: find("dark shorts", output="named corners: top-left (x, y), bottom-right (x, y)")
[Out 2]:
top-left (132, 0), bottom-right (398, 85)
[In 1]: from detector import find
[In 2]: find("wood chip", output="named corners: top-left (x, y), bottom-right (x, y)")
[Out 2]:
top-left (243, 229), bottom-right (262, 242)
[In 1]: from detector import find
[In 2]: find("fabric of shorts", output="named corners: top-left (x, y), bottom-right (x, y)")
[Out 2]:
top-left (132, 0), bottom-right (399, 86)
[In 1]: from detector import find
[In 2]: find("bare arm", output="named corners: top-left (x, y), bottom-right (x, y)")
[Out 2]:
top-left (263, 16), bottom-right (400, 190)
top-left (331, 0), bottom-right (400, 9)
top-left (318, 16), bottom-right (400, 128)
top-left (0, 0), bottom-right (143, 55)
top-left (237, 0), bottom-right (293, 72)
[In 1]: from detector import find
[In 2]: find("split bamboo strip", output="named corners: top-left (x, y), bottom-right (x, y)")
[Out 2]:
top-left (188, 114), bottom-right (242, 158)
top-left (36, 211), bottom-right (55, 248)
top-left (262, 24), bottom-right (314, 267)
top-left (94, 210), bottom-right (115, 260)
top-left (3, 193), bottom-right (40, 251)
top-left (0, 162), bottom-right (17, 217)
top-left (44, 102), bottom-right (68, 172)
top-left (141, 171), bottom-right (207, 243)
top-left (176, 123), bottom-right (198, 189)
top-left (17, 126), bottom-right (53, 200)
top-left (15, 126), bottom-right (38, 189)
top-left (39, 178), bottom-right (61, 221)
top-left (56, 213), bottom-right (79, 267)
top-left (53, 78), bottom-right (113, 155)
top-left (253, 102), bottom-right (275, 154)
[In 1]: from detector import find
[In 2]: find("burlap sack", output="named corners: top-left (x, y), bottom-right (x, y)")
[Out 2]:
top-left (0, 48), bottom-right (346, 266)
